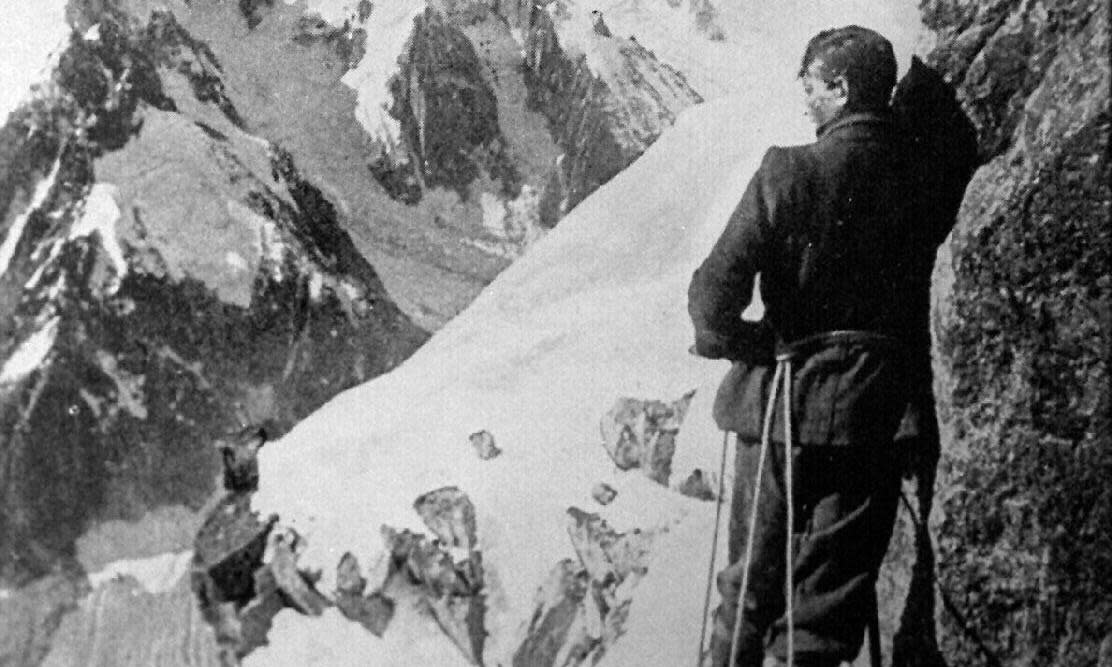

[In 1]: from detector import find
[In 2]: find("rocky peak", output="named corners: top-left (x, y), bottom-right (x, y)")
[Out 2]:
top-left (367, 0), bottom-right (704, 229)
top-left (519, 2), bottom-right (704, 225)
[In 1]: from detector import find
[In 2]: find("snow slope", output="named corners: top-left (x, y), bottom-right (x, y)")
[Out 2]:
top-left (562, 0), bottom-right (927, 100)
top-left (252, 4), bottom-right (925, 665)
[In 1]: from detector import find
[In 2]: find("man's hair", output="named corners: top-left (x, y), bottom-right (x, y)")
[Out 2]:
top-left (799, 26), bottom-right (897, 111)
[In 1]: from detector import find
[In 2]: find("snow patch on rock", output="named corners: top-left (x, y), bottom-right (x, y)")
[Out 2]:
top-left (335, 0), bottom-right (427, 144)
top-left (0, 157), bottom-right (62, 276)
top-left (93, 350), bottom-right (148, 420)
top-left (86, 551), bottom-right (194, 595)
top-left (69, 183), bottom-right (128, 291)
top-left (0, 316), bottom-right (60, 385)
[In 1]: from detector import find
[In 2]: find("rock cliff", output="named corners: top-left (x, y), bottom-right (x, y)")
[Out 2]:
top-left (924, 1), bottom-right (1109, 664)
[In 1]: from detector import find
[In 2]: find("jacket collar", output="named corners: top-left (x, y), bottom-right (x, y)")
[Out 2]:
top-left (815, 109), bottom-right (895, 140)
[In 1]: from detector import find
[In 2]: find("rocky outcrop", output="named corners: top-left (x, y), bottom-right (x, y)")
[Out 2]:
top-left (176, 388), bottom-right (714, 666)
top-left (192, 484), bottom-right (488, 665)
top-left (512, 508), bottom-right (657, 667)
top-left (0, 5), bottom-right (425, 665)
top-left (922, 1), bottom-right (1109, 664)
top-left (600, 391), bottom-right (696, 487)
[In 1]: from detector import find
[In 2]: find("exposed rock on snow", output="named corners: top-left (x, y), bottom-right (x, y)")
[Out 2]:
top-left (192, 492), bottom-right (281, 661)
top-left (381, 487), bottom-right (486, 664)
top-left (334, 552), bottom-right (396, 637)
top-left (513, 508), bottom-right (658, 666)
top-left (591, 482), bottom-right (618, 506)
top-left (676, 468), bottom-right (717, 502)
top-left (512, 559), bottom-right (594, 667)
top-left (265, 530), bottom-right (330, 616)
top-left (600, 391), bottom-right (696, 486)
top-left (469, 429), bottom-right (502, 460)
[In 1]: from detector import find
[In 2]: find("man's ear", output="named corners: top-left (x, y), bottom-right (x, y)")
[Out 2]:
top-left (829, 75), bottom-right (849, 108)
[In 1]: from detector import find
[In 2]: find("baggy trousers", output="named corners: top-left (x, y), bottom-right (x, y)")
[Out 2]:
top-left (708, 438), bottom-right (901, 666)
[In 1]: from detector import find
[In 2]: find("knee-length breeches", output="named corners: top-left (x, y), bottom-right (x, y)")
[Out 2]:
top-left (708, 439), bottom-right (901, 666)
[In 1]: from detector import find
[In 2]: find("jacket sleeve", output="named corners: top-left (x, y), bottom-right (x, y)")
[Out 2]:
top-left (687, 147), bottom-right (777, 359)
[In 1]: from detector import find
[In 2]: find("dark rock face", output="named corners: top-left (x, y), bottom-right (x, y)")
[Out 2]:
top-left (370, 0), bottom-right (702, 228)
top-left (378, 7), bottom-right (516, 202)
top-left (520, 4), bottom-right (704, 226)
top-left (192, 483), bottom-right (333, 663)
top-left (923, 1), bottom-right (1110, 664)
top-left (0, 5), bottom-right (425, 665)
top-left (191, 494), bottom-right (282, 662)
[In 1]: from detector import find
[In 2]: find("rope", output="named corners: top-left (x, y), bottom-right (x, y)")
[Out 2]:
top-left (783, 359), bottom-right (795, 667)
top-left (697, 429), bottom-right (733, 666)
top-left (728, 361), bottom-right (784, 667)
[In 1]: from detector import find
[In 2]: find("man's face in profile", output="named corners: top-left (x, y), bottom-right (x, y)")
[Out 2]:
top-left (800, 60), bottom-right (846, 128)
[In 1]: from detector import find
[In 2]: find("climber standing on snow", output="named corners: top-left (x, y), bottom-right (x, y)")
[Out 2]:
top-left (688, 25), bottom-right (975, 667)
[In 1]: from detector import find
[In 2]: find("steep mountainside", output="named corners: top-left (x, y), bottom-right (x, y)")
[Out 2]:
top-left (926, 0), bottom-right (1111, 664)
top-left (0, 6), bottom-right (425, 665)
top-left (0, 1), bottom-right (706, 664)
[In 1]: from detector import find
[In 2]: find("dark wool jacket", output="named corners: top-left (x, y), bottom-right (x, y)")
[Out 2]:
top-left (689, 109), bottom-right (965, 446)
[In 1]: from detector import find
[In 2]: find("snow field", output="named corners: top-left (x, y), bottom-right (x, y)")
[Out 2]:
top-left (251, 95), bottom-right (813, 665)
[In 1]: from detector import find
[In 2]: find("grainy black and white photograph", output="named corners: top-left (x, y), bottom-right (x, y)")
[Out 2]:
top-left (0, 1), bottom-right (1107, 665)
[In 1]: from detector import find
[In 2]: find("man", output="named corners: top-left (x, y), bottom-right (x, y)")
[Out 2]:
top-left (688, 26), bottom-right (974, 667)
